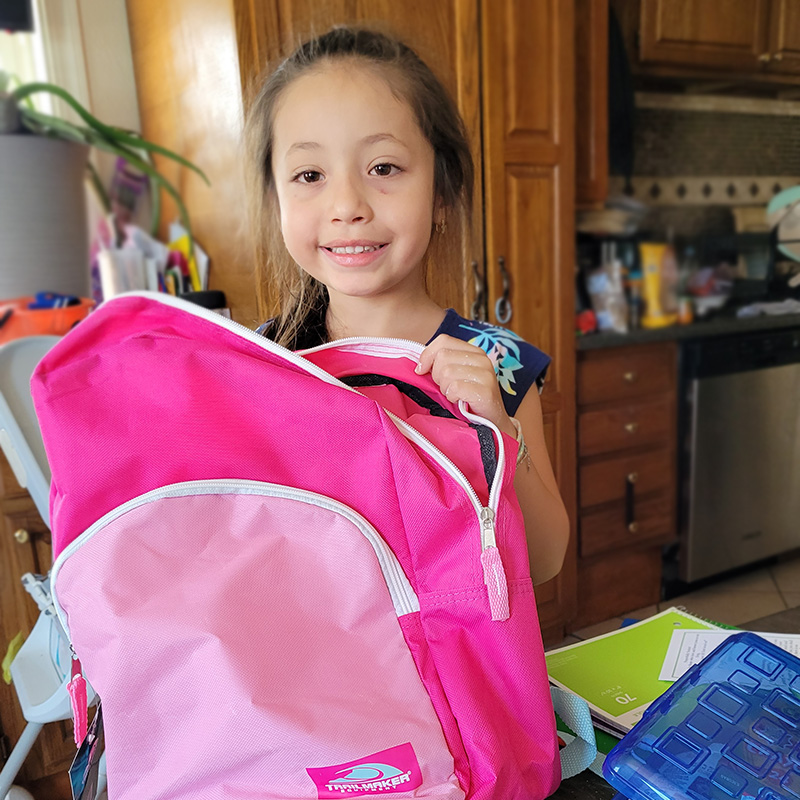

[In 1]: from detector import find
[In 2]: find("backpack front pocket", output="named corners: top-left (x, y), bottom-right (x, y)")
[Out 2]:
top-left (52, 481), bottom-right (464, 800)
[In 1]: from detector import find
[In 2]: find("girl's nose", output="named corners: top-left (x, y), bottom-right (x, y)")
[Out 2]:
top-left (330, 176), bottom-right (372, 224)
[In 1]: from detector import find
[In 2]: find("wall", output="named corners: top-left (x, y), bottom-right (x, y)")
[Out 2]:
top-left (632, 108), bottom-right (800, 177)
top-left (610, 98), bottom-right (800, 238)
top-left (125, 0), bottom-right (256, 326)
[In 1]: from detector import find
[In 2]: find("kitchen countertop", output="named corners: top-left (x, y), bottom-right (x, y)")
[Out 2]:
top-left (549, 605), bottom-right (800, 798)
top-left (576, 311), bottom-right (800, 351)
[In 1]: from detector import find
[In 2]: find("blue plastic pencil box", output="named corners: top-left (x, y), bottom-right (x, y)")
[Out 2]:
top-left (602, 631), bottom-right (800, 800)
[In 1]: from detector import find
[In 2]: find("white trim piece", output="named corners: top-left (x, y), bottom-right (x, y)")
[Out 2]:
top-left (636, 91), bottom-right (800, 117)
top-left (35, 0), bottom-right (91, 118)
top-left (35, 0), bottom-right (140, 186)
top-left (609, 176), bottom-right (800, 207)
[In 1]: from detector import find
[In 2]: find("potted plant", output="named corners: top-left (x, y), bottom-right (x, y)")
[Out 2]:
top-left (0, 71), bottom-right (209, 299)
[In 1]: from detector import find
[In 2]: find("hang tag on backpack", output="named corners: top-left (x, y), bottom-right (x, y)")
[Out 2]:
top-left (70, 702), bottom-right (104, 800)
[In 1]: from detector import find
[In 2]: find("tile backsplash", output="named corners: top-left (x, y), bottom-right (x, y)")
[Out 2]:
top-left (627, 108), bottom-right (800, 177)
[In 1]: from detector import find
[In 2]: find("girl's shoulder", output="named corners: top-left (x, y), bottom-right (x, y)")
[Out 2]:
top-left (431, 309), bottom-right (551, 415)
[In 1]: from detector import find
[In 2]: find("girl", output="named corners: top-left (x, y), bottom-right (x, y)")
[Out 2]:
top-left (246, 26), bottom-right (569, 585)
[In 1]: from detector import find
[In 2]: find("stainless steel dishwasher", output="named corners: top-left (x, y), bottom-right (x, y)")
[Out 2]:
top-left (679, 326), bottom-right (800, 583)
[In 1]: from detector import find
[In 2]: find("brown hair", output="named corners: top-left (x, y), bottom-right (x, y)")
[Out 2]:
top-left (244, 26), bottom-right (474, 348)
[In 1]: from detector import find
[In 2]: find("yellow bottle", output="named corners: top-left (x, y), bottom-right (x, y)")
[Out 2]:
top-left (638, 242), bottom-right (678, 329)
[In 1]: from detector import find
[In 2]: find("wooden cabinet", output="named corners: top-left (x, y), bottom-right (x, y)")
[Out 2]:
top-left (573, 341), bottom-right (678, 628)
top-left (639, 0), bottom-right (771, 72)
top-left (478, 1), bottom-right (578, 642)
top-left (767, 0), bottom-right (800, 74)
top-left (612, 0), bottom-right (800, 80)
top-left (127, 0), bottom-right (578, 639)
top-left (575, 0), bottom-right (609, 208)
top-left (0, 452), bottom-right (73, 796)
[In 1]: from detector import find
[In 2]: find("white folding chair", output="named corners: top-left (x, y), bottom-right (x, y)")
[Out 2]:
top-left (0, 336), bottom-right (103, 799)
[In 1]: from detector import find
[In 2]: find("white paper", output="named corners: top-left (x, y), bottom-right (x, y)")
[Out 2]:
top-left (660, 630), bottom-right (800, 681)
top-left (97, 248), bottom-right (146, 300)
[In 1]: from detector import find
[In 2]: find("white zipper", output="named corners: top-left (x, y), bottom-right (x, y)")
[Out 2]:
top-left (300, 336), bottom-right (507, 522)
top-left (87, 294), bottom-right (511, 619)
top-left (104, 295), bottom-right (506, 538)
top-left (51, 480), bottom-right (421, 643)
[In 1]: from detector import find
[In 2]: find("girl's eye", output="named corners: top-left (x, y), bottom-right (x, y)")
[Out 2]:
top-left (370, 163), bottom-right (400, 177)
top-left (293, 170), bottom-right (323, 184)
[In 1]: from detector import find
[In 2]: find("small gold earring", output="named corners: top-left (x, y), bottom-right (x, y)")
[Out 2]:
top-left (435, 218), bottom-right (447, 235)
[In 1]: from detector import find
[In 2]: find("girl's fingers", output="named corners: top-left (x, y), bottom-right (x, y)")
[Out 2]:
top-left (416, 336), bottom-right (508, 423)
top-left (416, 334), bottom-right (480, 375)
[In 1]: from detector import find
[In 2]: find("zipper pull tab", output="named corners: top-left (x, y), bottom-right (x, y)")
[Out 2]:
top-left (479, 508), bottom-right (510, 621)
top-left (67, 655), bottom-right (88, 747)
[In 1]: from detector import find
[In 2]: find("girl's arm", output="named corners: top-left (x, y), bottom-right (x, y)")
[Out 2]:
top-left (416, 335), bottom-right (570, 585)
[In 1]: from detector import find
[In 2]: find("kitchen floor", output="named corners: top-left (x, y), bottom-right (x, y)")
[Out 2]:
top-left (550, 550), bottom-right (800, 649)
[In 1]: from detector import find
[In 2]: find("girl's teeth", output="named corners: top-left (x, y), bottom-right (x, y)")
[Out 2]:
top-left (330, 245), bottom-right (377, 254)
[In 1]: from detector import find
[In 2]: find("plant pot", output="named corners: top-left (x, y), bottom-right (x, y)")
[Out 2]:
top-left (0, 136), bottom-right (90, 299)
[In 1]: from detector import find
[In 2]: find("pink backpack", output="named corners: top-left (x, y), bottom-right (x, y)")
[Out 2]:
top-left (32, 293), bottom-right (565, 799)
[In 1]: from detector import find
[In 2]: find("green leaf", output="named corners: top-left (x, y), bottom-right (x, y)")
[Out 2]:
top-left (85, 161), bottom-right (111, 213)
top-left (12, 83), bottom-right (210, 185)
top-left (10, 81), bottom-right (205, 265)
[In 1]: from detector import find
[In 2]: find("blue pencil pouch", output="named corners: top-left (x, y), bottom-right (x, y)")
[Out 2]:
top-left (602, 631), bottom-right (800, 800)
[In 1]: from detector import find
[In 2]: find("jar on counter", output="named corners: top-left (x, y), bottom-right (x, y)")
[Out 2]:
top-left (678, 296), bottom-right (694, 325)
top-left (627, 270), bottom-right (643, 330)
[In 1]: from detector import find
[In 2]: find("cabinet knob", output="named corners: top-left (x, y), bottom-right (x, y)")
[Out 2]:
top-left (759, 52), bottom-right (772, 62)
top-left (627, 471), bottom-right (639, 483)
top-left (624, 422), bottom-right (639, 434)
top-left (13, 528), bottom-right (30, 544)
top-left (628, 522), bottom-right (639, 534)
top-left (623, 371), bottom-right (637, 383)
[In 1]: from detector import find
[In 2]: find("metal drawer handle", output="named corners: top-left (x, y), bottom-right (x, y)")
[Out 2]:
top-left (625, 473), bottom-right (637, 530)
top-left (470, 260), bottom-right (486, 321)
top-left (759, 52), bottom-right (772, 62)
top-left (624, 422), bottom-right (639, 434)
top-left (623, 371), bottom-right (637, 383)
top-left (494, 256), bottom-right (512, 324)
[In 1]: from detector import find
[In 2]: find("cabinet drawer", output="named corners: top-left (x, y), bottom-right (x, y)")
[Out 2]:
top-left (578, 396), bottom-right (673, 457)
top-left (578, 344), bottom-right (674, 406)
top-left (579, 448), bottom-right (672, 509)
top-left (574, 546), bottom-right (663, 629)
top-left (580, 491), bottom-right (674, 558)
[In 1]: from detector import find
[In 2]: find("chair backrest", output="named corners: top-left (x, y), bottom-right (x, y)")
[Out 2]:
top-left (0, 335), bottom-right (59, 526)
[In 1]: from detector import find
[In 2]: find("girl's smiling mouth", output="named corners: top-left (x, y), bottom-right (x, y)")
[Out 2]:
top-left (320, 242), bottom-right (388, 265)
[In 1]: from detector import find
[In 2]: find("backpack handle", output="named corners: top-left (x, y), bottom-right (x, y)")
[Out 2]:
top-left (340, 373), bottom-right (498, 491)
top-left (551, 685), bottom-right (599, 780)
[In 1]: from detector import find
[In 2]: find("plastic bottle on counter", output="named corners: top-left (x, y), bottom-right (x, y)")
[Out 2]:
top-left (677, 246), bottom-right (699, 325)
top-left (627, 269), bottom-right (643, 330)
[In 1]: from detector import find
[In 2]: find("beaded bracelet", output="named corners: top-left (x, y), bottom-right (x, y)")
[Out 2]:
top-left (509, 417), bottom-right (531, 470)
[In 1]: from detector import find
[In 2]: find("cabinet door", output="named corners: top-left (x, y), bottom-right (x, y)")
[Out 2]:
top-left (638, 0), bottom-right (771, 71)
top-left (0, 454), bottom-right (74, 791)
top-left (575, 0), bottom-right (609, 208)
top-left (236, 0), bottom-right (482, 317)
top-left (766, 0), bottom-right (800, 73)
top-left (481, 0), bottom-right (578, 640)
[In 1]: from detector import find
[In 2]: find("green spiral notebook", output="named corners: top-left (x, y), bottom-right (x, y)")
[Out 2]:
top-left (546, 607), bottom-right (727, 737)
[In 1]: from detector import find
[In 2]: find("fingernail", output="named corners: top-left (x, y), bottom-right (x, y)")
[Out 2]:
top-left (414, 363), bottom-right (422, 373)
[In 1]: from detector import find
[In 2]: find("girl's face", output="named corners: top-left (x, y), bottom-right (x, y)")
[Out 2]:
top-left (271, 62), bottom-right (437, 307)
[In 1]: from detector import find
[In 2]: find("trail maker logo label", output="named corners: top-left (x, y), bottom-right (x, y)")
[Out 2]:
top-left (307, 743), bottom-right (423, 797)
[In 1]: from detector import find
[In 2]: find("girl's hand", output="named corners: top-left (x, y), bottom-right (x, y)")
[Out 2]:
top-left (415, 334), bottom-right (510, 431)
